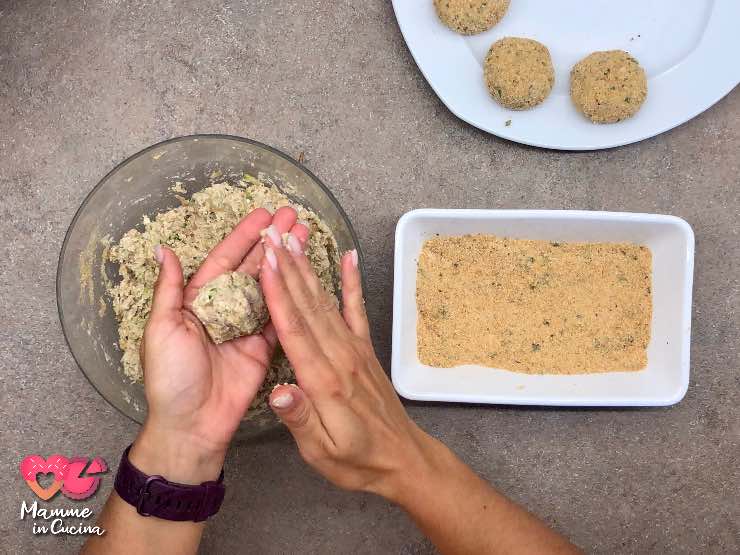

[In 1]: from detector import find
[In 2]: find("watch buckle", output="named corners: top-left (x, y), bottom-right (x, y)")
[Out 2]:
top-left (136, 475), bottom-right (166, 517)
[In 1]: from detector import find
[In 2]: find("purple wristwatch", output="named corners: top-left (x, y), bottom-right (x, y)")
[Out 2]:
top-left (114, 445), bottom-right (225, 522)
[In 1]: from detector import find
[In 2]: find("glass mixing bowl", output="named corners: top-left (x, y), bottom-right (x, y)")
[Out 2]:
top-left (57, 135), bottom-right (364, 440)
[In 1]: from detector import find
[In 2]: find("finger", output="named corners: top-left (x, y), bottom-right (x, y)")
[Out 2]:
top-left (237, 206), bottom-right (298, 275)
top-left (270, 384), bottom-right (335, 452)
top-left (259, 246), bottom-right (331, 375)
top-left (149, 245), bottom-right (184, 319)
top-left (289, 221), bottom-right (310, 245)
top-left (340, 250), bottom-right (370, 340)
top-left (272, 205), bottom-right (299, 233)
top-left (262, 245), bottom-right (367, 410)
top-left (261, 321), bottom-right (278, 351)
top-left (266, 232), bottom-right (347, 337)
top-left (287, 232), bottom-right (348, 344)
top-left (284, 231), bottom-right (327, 299)
top-left (185, 208), bottom-right (271, 302)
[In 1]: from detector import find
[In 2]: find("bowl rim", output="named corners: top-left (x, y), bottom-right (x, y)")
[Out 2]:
top-left (57, 133), bottom-right (366, 426)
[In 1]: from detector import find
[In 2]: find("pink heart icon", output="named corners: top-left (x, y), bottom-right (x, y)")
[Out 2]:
top-left (20, 454), bottom-right (70, 500)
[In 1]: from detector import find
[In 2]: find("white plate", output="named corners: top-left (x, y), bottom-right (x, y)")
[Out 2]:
top-left (392, 0), bottom-right (740, 150)
top-left (391, 209), bottom-right (695, 406)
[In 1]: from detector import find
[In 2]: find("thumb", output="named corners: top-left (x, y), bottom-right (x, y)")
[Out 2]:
top-left (150, 244), bottom-right (184, 319)
top-left (270, 384), bottom-right (330, 451)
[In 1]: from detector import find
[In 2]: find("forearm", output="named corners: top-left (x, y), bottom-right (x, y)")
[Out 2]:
top-left (82, 491), bottom-right (205, 555)
top-left (390, 431), bottom-right (581, 555)
top-left (82, 425), bottom-right (225, 555)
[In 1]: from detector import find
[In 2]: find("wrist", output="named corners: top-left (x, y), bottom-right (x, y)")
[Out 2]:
top-left (129, 422), bottom-right (226, 485)
top-left (374, 425), bottom-right (451, 506)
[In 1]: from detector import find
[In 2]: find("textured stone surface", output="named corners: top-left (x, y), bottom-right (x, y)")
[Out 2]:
top-left (1, 1), bottom-right (738, 553)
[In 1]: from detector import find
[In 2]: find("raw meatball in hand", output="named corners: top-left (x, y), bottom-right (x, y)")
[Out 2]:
top-left (191, 271), bottom-right (268, 344)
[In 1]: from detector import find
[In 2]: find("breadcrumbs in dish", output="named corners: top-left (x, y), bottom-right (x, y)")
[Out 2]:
top-left (416, 234), bottom-right (652, 374)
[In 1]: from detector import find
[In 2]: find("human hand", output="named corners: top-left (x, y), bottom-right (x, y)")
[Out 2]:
top-left (130, 207), bottom-right (308, 484)
top-left (259, 233), bottom-right (434, 498)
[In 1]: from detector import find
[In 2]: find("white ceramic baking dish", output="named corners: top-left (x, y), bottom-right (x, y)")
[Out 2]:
top-left (391, 209), bottom-right (694, 407)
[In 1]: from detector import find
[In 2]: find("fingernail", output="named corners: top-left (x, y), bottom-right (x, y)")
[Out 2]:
top-left (266, 225), bottom-right (283, 248)
top-left (153, 244), bottom-right (164, 264)
top-left (264, 247), bottom-right (278, 271)
top-left (350, 249), bottom-right (358, 267)
top-left (271, 391), bottom-right (293, 409)
top-left (286, 233), bottom-right (303, 255)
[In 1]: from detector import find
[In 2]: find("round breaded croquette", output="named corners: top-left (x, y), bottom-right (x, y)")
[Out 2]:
top-left (483, 37), bottom-right (555, 110)
top-left (433, 0), bottom-right (511, 35)
top-left (570, 50), bottom-right (648, 123)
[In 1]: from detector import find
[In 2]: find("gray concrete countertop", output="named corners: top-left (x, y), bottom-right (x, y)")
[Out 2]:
top-left (1, 2), bottom-right (737, 553)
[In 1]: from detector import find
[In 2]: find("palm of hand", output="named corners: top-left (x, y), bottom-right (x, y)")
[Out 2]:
top-left (140, 207), bottom-right (305, 451)
top-left (143, 308), bottom-right (271, 447)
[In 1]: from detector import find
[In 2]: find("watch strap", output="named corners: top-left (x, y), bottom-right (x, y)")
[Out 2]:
top-left (114, 445), bottom-right (225, 522)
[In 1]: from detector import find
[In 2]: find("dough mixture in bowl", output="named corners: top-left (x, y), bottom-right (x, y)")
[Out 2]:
top-left (106, 177), bottom-right (340, 416)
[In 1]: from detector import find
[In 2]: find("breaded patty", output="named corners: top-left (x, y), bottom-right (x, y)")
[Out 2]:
top-left (484, 37), bottom-right (554, 110)
top-left (433, 0), bottom-right (510, 35)
top-left (570, 50), bottom-right (648, 123)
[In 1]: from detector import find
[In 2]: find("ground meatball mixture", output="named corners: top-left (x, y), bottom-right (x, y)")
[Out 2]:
top-left (107, 177), bottom-right (340, 415)
top-left (192, 271), bottom-right (269, 343)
